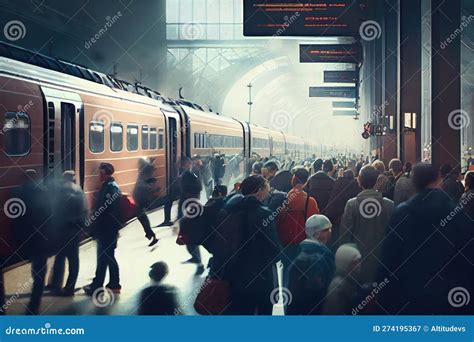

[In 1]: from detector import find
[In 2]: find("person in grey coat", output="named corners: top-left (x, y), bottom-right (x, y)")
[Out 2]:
top-left (393, 172), bottom-right (416, 206)
top-left (339, 165), bottom-right (394, 283)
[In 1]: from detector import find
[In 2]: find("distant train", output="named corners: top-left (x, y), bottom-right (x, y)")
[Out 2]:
top-left (0, 41), bottom-right (319, 258)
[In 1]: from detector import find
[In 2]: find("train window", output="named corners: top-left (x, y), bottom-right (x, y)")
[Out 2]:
top-left (110, 123), bottom-right (123, 152)
top-left (158, 129), bottom-right (164, 149)
top-left (3, 112), bottom-right (30, 156)
top-left (194, 133), bottom-right (199, 148)
top-left (150, 128), bottom-right (157, 150)
top-left (89, 121), bottom-right (105, 153)
top-left (127, 124), bottom-right (139, 151)
top-left (200, 134), bottom-right (204, 149)
top-left (141, 125), bottom-right (149, 150)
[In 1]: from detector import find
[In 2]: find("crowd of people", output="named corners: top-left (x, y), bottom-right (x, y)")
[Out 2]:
top-left (0, 153), bottom-right (473, 316)
top-left (178, 155), bottom-right (473, 315)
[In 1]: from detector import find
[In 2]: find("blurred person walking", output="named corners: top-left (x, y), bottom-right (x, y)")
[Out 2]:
top-left (50, 171), bottom-right (87, 296)
top-left (133, 158), bottom-right (159, 246)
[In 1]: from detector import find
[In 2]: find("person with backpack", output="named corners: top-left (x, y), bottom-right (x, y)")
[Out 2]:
top-left (221, 175), bottom-right (281, 315)
top-left (84, 162), bottom-right (123, 296)
top-left (287, 214), bottom-right (335, 315)
top-left (339, 165), bottom-right (394, 284)
top-left (277, 168), bottom-right (319, 287)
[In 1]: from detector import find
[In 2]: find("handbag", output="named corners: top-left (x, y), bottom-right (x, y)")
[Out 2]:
top-left (194, 277), bottom-right (230, 315)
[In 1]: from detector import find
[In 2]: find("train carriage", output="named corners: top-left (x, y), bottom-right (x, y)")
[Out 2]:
top-left (0, 41), bottom-right (319, 262)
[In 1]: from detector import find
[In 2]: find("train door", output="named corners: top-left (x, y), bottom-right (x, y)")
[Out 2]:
top-left (163, 110), bottom-right (181, 197)
top-left (41, 87), bottom-right (83, 186)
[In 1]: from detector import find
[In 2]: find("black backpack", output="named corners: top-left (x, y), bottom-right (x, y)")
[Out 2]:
top-left (207, 206), bottom-right (246, 265)
top-left (179, 196), bottom-right (229, 248)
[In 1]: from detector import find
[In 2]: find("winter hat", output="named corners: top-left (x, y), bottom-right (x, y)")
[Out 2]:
top-left (305, 214), bottom-right (332, 239)
top-left (335, 244), bottom-right (362, 274)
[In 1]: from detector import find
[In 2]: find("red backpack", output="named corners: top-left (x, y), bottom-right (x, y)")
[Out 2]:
top-left (276, 194), bottom-right (309, 246)
top-left (119, 193), bottom-right (138, 224)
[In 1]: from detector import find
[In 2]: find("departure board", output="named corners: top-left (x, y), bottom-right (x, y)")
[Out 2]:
top-left (324, 70), bottom-right (359, 83)
top-left (300, 44), bottom-right (361, 63)
top-left (309, 86), bottom-right (356, 98)
top-left (244, 0), bottom-right (363, 37)
top-left (333, 109), bottom-right (358, 116)
top-left (333, 101), bottom-right (357, 108)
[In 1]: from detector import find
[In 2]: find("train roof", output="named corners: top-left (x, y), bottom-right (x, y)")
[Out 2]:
top-left (0, 41), bottom-right (208, 110)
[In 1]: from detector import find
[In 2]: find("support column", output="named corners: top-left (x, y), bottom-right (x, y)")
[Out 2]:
top-left (431, 0), bottom-right (461, 168)
top-left (398, 0), bottom-right (422, 163)
top-left (381, 0), bottom-right (399, 164)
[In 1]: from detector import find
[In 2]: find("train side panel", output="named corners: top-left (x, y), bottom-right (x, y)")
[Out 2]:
top-left (0, 76), bottom-right (45, 256)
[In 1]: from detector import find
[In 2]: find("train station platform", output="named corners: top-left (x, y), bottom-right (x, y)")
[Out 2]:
top-left (2, 206), bottom-right (284, 316)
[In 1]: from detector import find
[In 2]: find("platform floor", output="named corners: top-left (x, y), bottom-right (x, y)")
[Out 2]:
top-left (2, 205), bottom-right (284, 315)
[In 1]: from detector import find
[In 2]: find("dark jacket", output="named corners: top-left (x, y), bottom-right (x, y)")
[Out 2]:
top-left (306, 172), bottom-right (335, 211)
top-left (287, 240), bottom-right (335, 315)
top-left (12, 180), bottom-right (54, 259)
top-left (91, 177), bottom-right (122, 241)
top-left (138, 284), bottom-right (179, 315)
top-left (224, 195), bottom-right (281, 295)
top-left (179, 170), bottom-right (203, 198)
top-left (441, 176), bottom-right (464, 203)
top-left (269, 170), bottom-right (292, 193)
top-left (324, 178), bottom-right (361, 226)
top-left (378, 189), bottom-right (474, 314)
top-left (52, 179), bottom-right (87, 243)
top-left (460, 189), bottom-right (474, 221)
top-left (133, 161), bottom-right (158, 209)
top-left (374, 172), bottom-right (397, 200)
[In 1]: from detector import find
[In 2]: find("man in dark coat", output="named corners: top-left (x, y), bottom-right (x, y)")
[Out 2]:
top-left (378, 163), bottom-right (474, 314)
top-left (440, 164), bottom-right (464, 203)
top-left (13, 170), bottom-right (54, 314)
top-left (225, 175), bottom-right (282, 315)
top-left (323, 169), bottom-right (361, 250)
top-left (307, 159), bottom-right (335, 211)
top-left (50, 171), bottom-right (87, 296)
top-left (179, 164), bottom-right (204, 273)
top-left (84, 163), bottom-right (123, 295)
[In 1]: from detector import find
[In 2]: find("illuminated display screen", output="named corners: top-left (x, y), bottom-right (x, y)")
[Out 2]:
top-left (243, 0), bottom-right (363, 37)
top-left (324, 70), bottom-right (359, 83)
top-left (300, 44), bottom-right (361, 63)
top-left (309, 86), bottom-right (356, 98)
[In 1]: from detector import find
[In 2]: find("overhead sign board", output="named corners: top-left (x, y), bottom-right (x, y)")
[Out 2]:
top-left (244, 0), bottom-right (363, 37)
top-left (333, 109), bottom-right (358, 116)
top-left (324, 70), bottom-right (359, 83)
top-left (333, 101), bottom-right (357, 108)
top-left (309, 86), bottom-right (356, 98)
top-left (300, 44), bottom-right (362, 64)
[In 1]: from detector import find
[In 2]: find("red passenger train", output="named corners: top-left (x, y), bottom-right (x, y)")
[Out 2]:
top-left (0, 41), bottom-right (317, 260)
